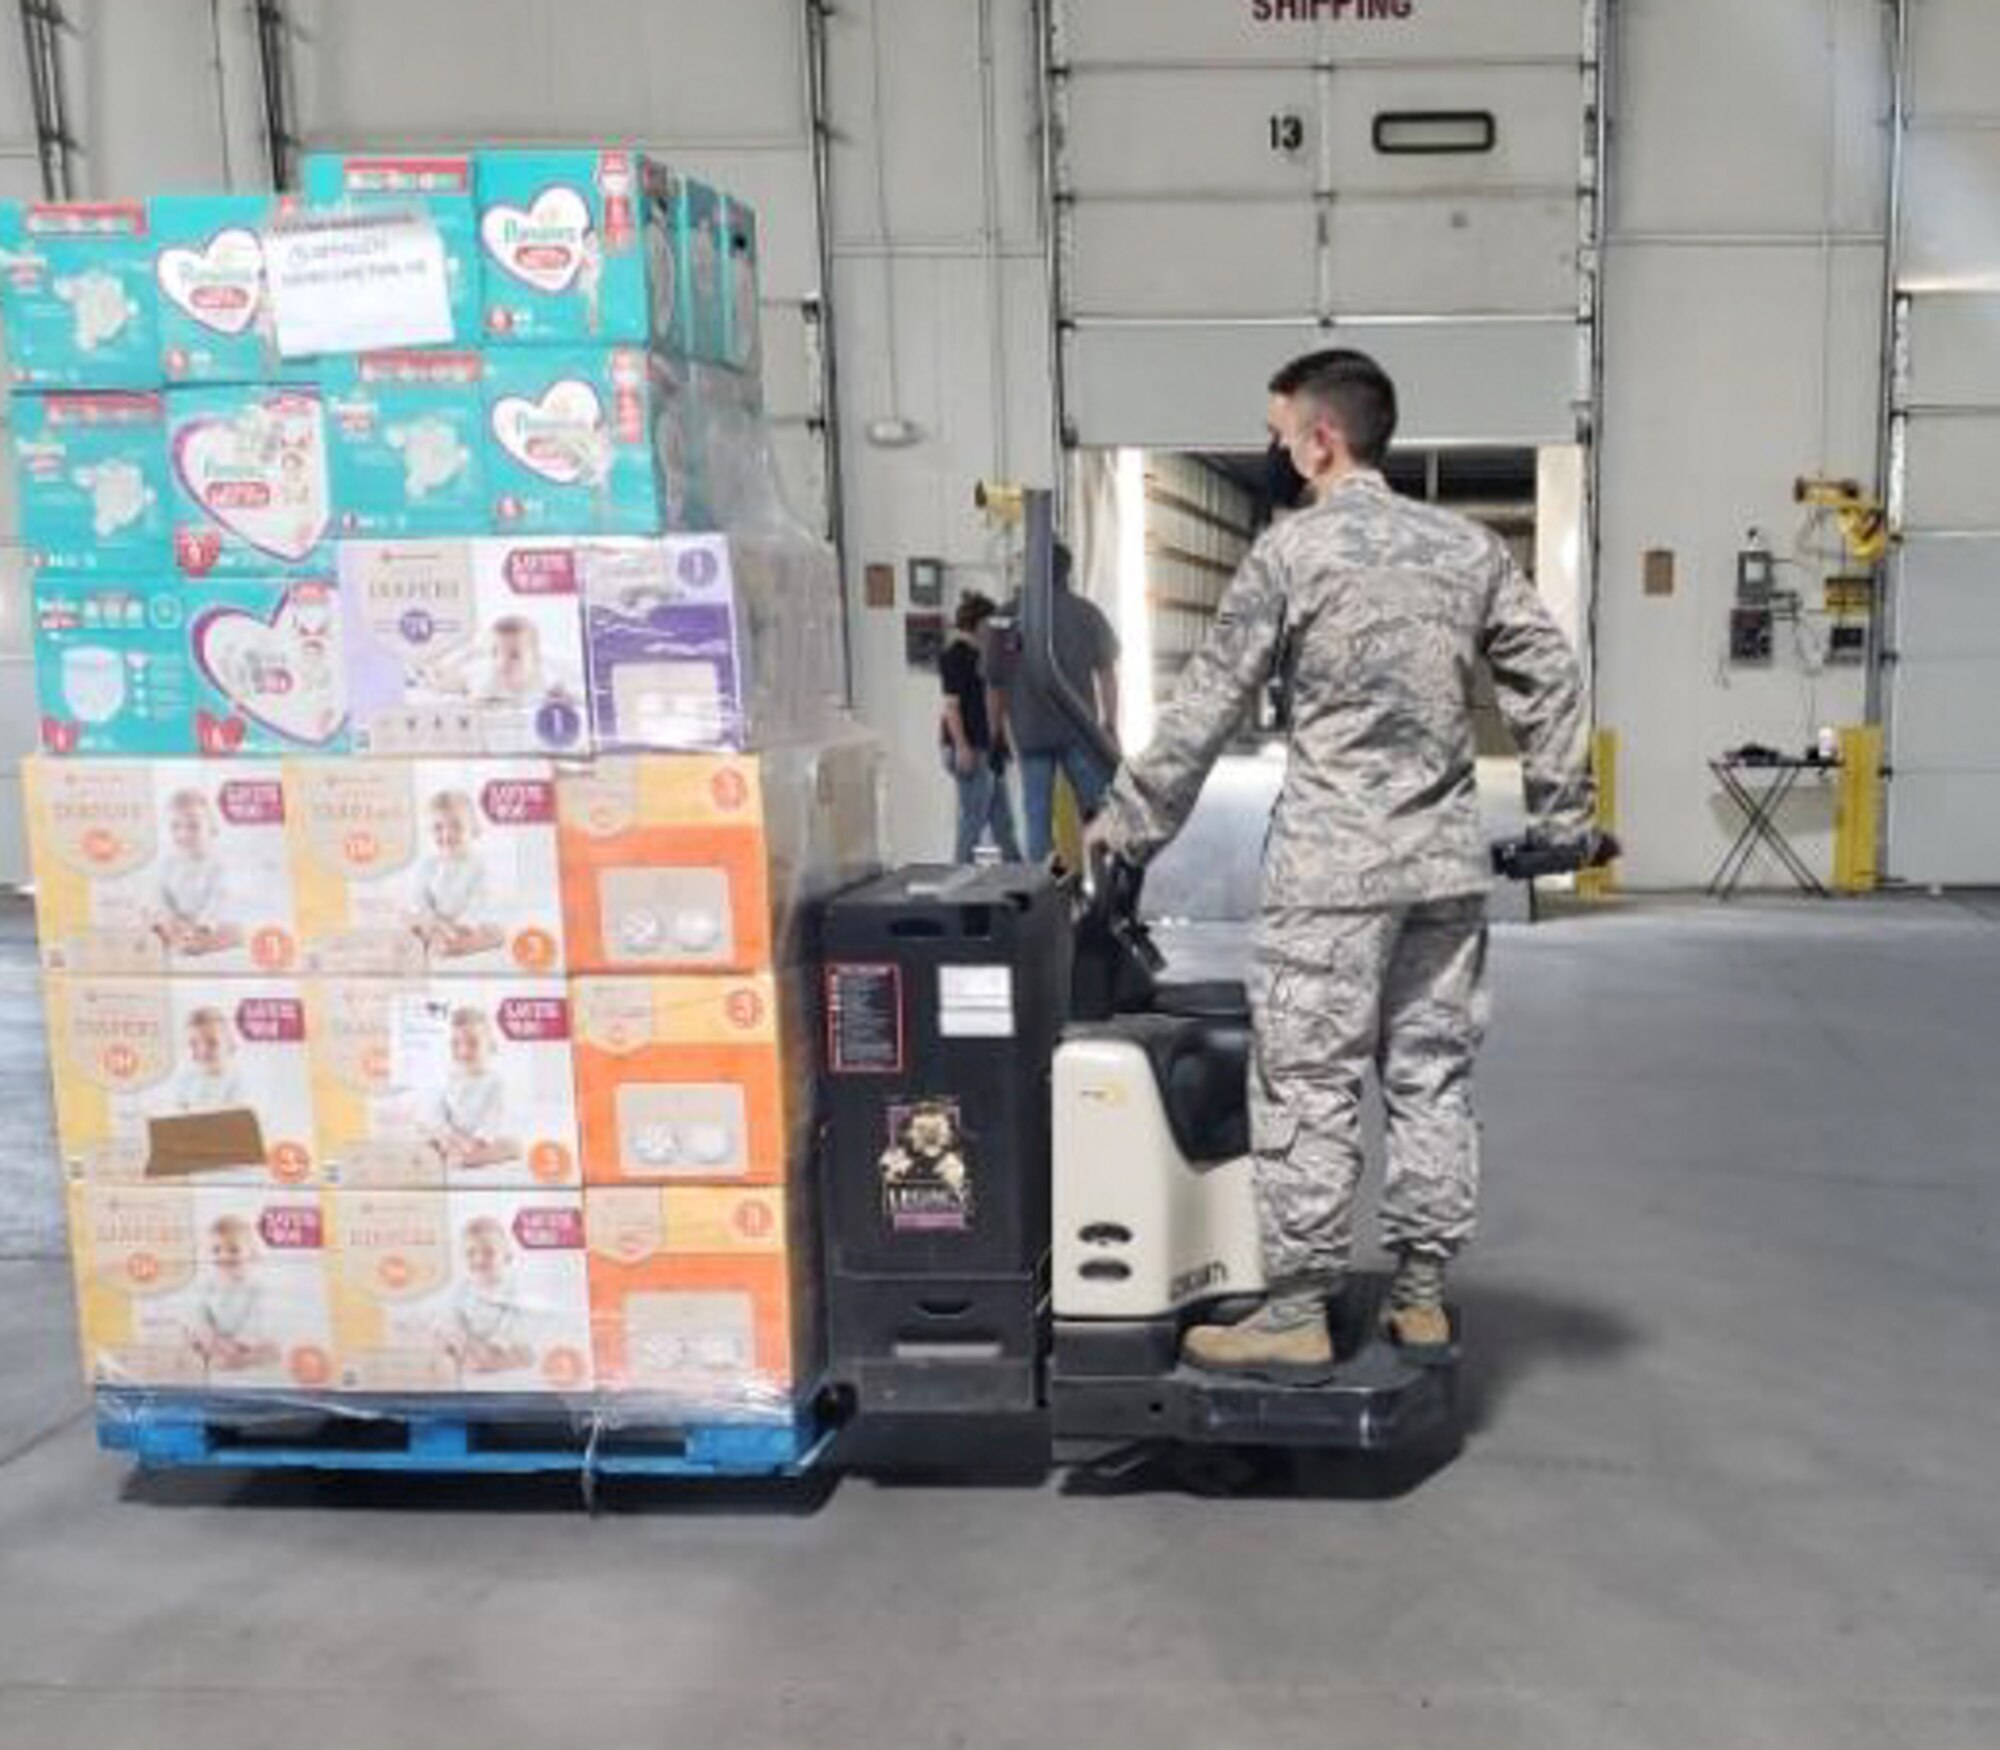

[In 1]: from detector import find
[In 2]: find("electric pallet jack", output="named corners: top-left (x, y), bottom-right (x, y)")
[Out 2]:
top-left (819, 489), bottom-right (1593, 1480)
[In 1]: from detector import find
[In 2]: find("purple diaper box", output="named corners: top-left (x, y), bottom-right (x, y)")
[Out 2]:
top-left (578, 533), bottom-right (843, 753)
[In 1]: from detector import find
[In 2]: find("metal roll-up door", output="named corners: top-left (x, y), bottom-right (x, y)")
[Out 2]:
top-left (1885, 0), bottom-right (2000, 881)
top-left (1049, 0), bottom-right (1599, 450)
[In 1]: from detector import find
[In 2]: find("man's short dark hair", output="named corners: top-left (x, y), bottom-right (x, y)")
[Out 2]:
top-left (1268, 349), bottom-right (1398, 467)
top-left (1053, 541), bottom-right (1073, 589)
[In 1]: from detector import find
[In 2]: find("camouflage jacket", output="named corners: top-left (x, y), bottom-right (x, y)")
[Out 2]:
top-left (1100, 470), bottom-right (1595, 908)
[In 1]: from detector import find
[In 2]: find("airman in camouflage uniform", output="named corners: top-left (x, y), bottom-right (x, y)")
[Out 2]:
top-left (1087, 350), bottom-right (1597, 1379)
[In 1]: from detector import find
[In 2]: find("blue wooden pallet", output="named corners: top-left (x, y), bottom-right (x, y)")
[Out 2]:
top-left (95, 1392), bottom-right (831, 1480)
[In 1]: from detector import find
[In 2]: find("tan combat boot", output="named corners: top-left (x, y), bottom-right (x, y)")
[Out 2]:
top-left (1381, 1253), bottom-right (1454, 1359)
top-left (1182, 1295), bottom-right (1337, 1385)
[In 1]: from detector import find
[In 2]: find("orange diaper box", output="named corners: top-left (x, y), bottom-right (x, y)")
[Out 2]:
top-left (44, 976), bottom-right (319, 1187)
top-left (308, 978), bottom-right (580, 1190)
top-left (571, 971), bottom-right (813, 1188)
top-left (327, 1189), bottom-right (592, 1395)
top-left (554, 738), bottom-right (883, 975)
top-left (285, 757), bottom-right (565, 977)
top-left (23, 757), bottom-right (297, 976)
top-left (584, 1185), bottom-right (816, 1405)
top-left (68, 1184), bottom-right (335, 1391)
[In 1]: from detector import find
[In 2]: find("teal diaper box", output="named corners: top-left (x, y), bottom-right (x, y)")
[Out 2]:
top-left (482, 345), bottom-right (693, 535)
top-left (473, 148), bottom-right (676, 345)
top-left (34, 572), bottom-right (349, 758)
top-left (11, 389), bottom-right (173, 572)
top-left (151, 193), bottom-right (309, 384)
top-left (167, 384), bottom-right (334, 577)
top-left (296, 153), bottom-right (481, 345)
top-left (665, 178), bottom-right (760, 375)
top-left (325, 350), bottom-right (489, 538)
top-left (0, 200), bottom-right (160, 389)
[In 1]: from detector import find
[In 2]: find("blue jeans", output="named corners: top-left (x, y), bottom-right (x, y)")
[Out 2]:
top-left (947, 750), bottom-right (1023, 863)
top-left (1019, 744), bottom-right (1113, 862)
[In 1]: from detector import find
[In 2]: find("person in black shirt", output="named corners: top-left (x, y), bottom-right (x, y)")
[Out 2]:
top-left (939, 592), bottom-right (1021, 863)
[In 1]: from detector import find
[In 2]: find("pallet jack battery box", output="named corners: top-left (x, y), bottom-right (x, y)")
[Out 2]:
top-left (819, 867), bottom-right (1069, 1436)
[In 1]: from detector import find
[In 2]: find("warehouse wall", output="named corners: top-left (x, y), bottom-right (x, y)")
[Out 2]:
top-left (1597, 0), bottom-right (1889, 887)
top-left (825, 0), bottom-right (1053, 863)
top-left (0, 1), bottom-right (1904, 886)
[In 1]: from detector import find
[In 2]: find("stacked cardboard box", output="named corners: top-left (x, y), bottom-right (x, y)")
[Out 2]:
top-left (6, 148), bottom-right (873, 1426)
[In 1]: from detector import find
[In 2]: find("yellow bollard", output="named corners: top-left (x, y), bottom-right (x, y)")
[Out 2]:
top-left (1575, 727), bottom-right (1620, 899)
top-left (1832, 725), bottom-right (1883, 894)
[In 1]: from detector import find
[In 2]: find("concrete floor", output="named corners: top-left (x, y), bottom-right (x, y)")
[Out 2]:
top-left (2, 894), bottom-right (1998, 1748)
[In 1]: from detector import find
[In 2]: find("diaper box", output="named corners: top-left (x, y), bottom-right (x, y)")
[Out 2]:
top-left (309, 978), bottom-right (580, 1190)
top-left (665, 178), bottom-right (760, 374)
top-left (579, 534), bottom-right (842, 753)
top-left (44, 976), bottom-right (319, 1187)
top-left (324, 351), bottom-right (489, 538)
top-left (328, 1189), bottom-right (593, 1394)
top-left (473, 147), bottom-right (674, 344)
top-left (33, 573), bottom-right (348, 759)
top-left (0, 200), bottom-right (159, 388)
top-left (585, 1186), bottom-right (815, 1406)
top-left (482, 345), bottom-right (694, 535)
top-left (151, 193), bottom-right (305, 385)
top-left (297, 152), bottom-right (481, 344)
top-left (571, 972), bottom-right (812, 1188)
top-left (339, 537), bottom-right (590, 757)
top-left (10, 389), bottom-right (172, 572)
top-left (167, 385), bottom-right (333, 578)
top-left (556, 740), bottom-right (885, 974)
top-left (68, 1184), bottom-right (335, 1391)
top-left (23, 758), bottom-right (297, 976)
top-left (286, 757), bottom-right (565, 977)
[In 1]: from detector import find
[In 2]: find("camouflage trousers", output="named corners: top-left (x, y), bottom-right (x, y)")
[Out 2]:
top-left (1249, 898), bottom-right (1491, 1289)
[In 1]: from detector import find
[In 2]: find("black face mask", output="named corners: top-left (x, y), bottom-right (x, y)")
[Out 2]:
top-left (1265, 438), bottom-right (1310, 511)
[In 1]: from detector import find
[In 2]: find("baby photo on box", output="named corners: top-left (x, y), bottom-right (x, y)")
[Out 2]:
top-left (168, 385), bottom-right (333, 576)
top-left (288, 758), bottom-right (565, 977)
top-left (45, 977), bottom-right (318, 1187)
top-left (0, 200), bottom-right (159, 388)
top-left (10, 390), bottom-right (172, 573)
top-left (24, 758), bottom-right (296, 975)
top-left (330, 1189), bottom-right (592, 1394)
top-left (340, 538), bottom-right (590, 757)
top-left (69, 1185), bottom-right (335, 1391)
top-left (311, 978), bottom-right (580, 1190)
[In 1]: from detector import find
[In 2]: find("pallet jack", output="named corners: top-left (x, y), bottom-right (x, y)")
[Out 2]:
top-left (821, 489), bottom-right (1592, 1481)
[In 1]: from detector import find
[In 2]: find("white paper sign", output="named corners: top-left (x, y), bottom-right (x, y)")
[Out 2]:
top-left (265, 214), bottom-right (453, 358)
top-left (939, 964), bottom-right (1015, 1039)
top-left (389, 995), bottom-right (454, 1092)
